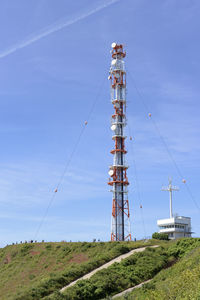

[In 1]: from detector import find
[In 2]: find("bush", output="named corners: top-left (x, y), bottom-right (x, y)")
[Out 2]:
top-left (63, 247), bottom-right (170, 299)
top-left (45, 244), bottom-right (52, 250)
top-left (20, 244), bottom-right (34, 254)
top-left (29, 274), bottom-right (36, 280)
top-left (8, 240), bottom-right (155, 300)
top-left (152, 232), bottom-right (169, 240)
top-left (111, 244), bottom-right (130, 256)
top-left (62, 246), bottom-right (71, 255)
top-left (124, 241), bottom-right (200, 300)
top-left (168, 238), bottom-right (200, 258)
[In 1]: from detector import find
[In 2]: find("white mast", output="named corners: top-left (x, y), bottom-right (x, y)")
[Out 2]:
top-left (162, 178), bottom-right (179, 218)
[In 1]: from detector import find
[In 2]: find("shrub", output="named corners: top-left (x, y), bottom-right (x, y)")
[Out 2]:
top-left (45, 244), bottom-right (52, 250)
top-left (20, 244), bottom-right (34, 254)
top-left (111, 244), bottom-right (130, 256)
top-left (62, 246), bottom-right (71, 255)
top-left (5, 240), bottom-right (155, 299)
top-left (63, 247), bottom-right (170, 299)
top-left (168, 238), bottom-right (200, 258)
top-left (29, 274), bottom-right (36, 280)
top-left (152, 232), bottom-right (169, 240)
top-left (125, 242), bottom-right (200, 300)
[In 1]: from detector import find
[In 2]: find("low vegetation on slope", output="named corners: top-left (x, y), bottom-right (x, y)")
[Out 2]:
top-left (57, 246), bottom-right (172, 300)
top-left (0, 240), bottom-right (156, 300)
top-left (117, 238), bottom-right (200, 300)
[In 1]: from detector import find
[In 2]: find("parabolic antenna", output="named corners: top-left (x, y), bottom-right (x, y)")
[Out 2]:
top-left (115, 102), bottom-right (120, 108)
top-left (111, 59), bottom-right (116, 65)
top-left (111, 42), bottom-right (117, 48)
top-left (111, 124), bottom-right (117, 131)
top-left (108, 169), bottom-right (114, 176)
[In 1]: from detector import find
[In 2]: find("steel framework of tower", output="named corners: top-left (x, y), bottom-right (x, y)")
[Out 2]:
top-left (108, 43), bottom-right (131, 241)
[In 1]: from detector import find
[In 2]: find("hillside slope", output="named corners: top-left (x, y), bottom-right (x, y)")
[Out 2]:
top-left (0, 240), bottom-right (156, 300)
top-left (117, 238), bottom-right (200, 300)
top-left (59, 245), bottom-right (170, 300)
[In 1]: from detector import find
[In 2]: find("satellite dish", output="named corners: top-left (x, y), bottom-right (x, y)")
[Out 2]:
top-left (111, 124), bottom-right (117, 131)
top-left (111, 59), bottom-right (116, 65)
top-left (108, 170), bottom-right (114, 176)
top-left (111, 42), bottom-right (117, 48)
top-left (115, 102), bottom-right (120, 108)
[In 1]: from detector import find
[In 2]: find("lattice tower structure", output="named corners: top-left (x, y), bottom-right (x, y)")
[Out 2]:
top-left (108, 43), bottom-right (131, 241)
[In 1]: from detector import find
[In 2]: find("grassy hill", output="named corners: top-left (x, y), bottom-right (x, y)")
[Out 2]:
top-left (1, 238), bottom-right (200, 300)
top-left (0, 239), bottom-right (157, 300)
top-left (117, 238), bottom-right (200, 300)
top-left (60, 245), bottom-right (172, 300)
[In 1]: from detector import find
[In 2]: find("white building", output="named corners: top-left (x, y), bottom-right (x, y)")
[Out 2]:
top-left (157, 216), bottom-right (191, 239)
top-left (157, 178), bottom-right (192, 240)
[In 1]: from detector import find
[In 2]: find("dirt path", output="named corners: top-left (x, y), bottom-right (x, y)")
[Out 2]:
top-left (112, 279), bottom-right (152, 298)
top-left (60, 245), bottom-right (158, 293)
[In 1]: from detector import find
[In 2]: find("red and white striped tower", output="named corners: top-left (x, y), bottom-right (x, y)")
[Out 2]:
top-left (108, 43), bottom-right (131, 241)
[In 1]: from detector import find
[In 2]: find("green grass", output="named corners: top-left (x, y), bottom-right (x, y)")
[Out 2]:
top-left (0, 239), bottom-right (158, 300)
top-left (59, 246), bottom-right (172, 300)
top-left (117, 238), bottom-right (200, 300)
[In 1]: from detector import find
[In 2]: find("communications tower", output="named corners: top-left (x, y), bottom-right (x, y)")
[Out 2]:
top-left (108, 43), bottom-right (131, 241)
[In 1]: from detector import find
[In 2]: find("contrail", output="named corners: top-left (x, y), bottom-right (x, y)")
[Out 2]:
top-left (0, 0), bottom-right (120, 59)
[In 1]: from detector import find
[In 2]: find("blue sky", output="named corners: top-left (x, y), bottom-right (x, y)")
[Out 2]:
top-left (0, 0), bottom-right (199, 247)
